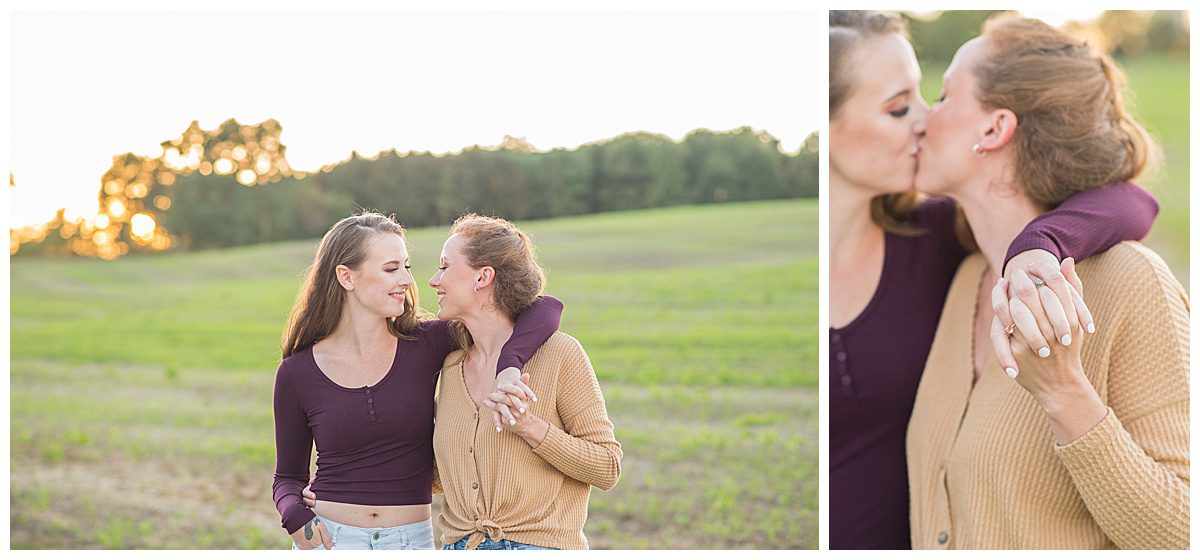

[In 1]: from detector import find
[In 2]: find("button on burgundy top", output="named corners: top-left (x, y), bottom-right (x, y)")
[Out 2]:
top-left (829, 185), bottom-right (1158, 550)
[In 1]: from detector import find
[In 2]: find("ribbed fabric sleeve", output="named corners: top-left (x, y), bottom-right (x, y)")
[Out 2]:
top-left (1057, 407), bottom-right (1190, 549)
top-left (271, 360), bottom-right (317, 535)
top-left (1053, 241), bottom-right (1190, 550)
top-left (1002, 182), bottom-right (1158, 273)
top-left (499, 296), bottom-right (564, 372)
top-left (422, 295), bottom-right (564, 373)
top-left (907, 242), bottom-right (1189, 549)
top-left (530, 337), bottom-right (622, 490)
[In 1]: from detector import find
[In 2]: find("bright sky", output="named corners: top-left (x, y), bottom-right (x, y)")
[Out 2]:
top-left (9, 9), bottom-right (822, 228)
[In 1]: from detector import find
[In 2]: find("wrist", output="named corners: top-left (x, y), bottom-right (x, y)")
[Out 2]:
top-left (1034, 372), bottom-right (1102, 419)
top-left (520, 417), bottom-right (550, 448)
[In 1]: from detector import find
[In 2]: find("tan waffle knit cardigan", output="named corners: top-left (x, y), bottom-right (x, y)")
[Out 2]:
top-left (907, 243), bottom-right (1189, 549)
top-left (432, 332), bottom-right (622, 549)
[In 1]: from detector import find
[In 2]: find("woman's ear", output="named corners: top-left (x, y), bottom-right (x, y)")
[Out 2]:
top-left (336, 264), bottom-right (353, 290)
top-left (978, 108), bottom-right (1018, 152)
top-left (475, 266), bottom-right (496, 291)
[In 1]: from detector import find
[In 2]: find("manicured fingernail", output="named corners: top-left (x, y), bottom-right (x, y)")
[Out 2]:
top-left (496, 426), bottom-right (502, 432)
top-left (1086, 323), bottom-right (1095, 334)
top-left (509, 419), bottom-right (516, 425)
top-left (519, 408), bottom-right (525, 413)
top-left (1005, 367), bottom-right (1018, 379)
top-left (1061, 334), bottom-right (1071, 346)
top-left (1038, 347), bottom-right (1051, 358)
top-left (532, 397), bottom-right (538, 402)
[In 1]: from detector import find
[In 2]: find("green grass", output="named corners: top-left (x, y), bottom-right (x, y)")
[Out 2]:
top-left (920, 53), bottom-right (1189, 286)
top-left (10, 199), bottom-right (818, 549)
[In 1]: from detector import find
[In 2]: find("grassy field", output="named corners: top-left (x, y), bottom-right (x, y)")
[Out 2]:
top-left (920, 52), bottom-right (1190, 287)
top-left (10, 199), bottom-right (818, 549)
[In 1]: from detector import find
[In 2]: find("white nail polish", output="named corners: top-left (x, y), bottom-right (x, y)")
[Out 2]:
top-left (1086, 323), bottom-right (1096, 334)
top-left (1005, 368), bottom-right (1018, 379)
top-left (496, 426), bottom-right (502, 432)
top-left (509, 419), bottom-right (516, 425)
top-left (1061, 334), bottom-right (1071, 346)
top-left (519, 408), bottom-right (525, 413)
top-left (1038, 347), bottom-right (1051, 358)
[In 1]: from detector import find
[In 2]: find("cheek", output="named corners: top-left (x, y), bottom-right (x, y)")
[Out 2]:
top-left (835, 118), bottom-right (911, 167)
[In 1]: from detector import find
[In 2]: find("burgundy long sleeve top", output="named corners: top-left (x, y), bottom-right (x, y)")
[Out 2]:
top-left (272, 296), bottom-right (563, 535)
top-left (829, 183), bottom-right (1158, 550)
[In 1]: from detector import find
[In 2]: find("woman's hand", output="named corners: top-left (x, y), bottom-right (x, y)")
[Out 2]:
top-left (990, 257), bottom-right (1108, 444)
top-left (999, 250), bottom-right (1095, 358)
top-left (490, 367), bottom-right (538, 432)
top-left (302, 477), bottom-right (317, 509)
top-left (290, 517), bottom-right (334, 550)
top-left (483, 372), bottom-right (550, 447)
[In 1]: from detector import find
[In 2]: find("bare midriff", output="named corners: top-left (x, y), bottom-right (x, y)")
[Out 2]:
top-left (313, 501), bottom-right (431, 528)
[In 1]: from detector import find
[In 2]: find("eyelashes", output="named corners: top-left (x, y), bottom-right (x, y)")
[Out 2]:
top-left (889, 106), bottom-right (910, 118)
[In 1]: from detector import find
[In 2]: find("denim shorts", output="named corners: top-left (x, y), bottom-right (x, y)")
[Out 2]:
top-left (441, 535), bottom-right (557, 550)
top-left (290, 515), bottom-right (435, 550)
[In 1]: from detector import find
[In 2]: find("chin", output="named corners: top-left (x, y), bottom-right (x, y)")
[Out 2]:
top-left (913, 172), bottom-right (943, 195)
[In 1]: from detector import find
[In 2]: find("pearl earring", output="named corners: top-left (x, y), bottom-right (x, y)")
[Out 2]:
top-left (972, 143), bottom-right (988, 158)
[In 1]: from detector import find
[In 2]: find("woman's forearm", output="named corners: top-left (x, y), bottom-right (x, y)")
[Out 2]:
top-left (1003, 182), bottom-right (1158, 274)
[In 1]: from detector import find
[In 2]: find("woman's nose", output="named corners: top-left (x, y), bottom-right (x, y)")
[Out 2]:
top-left (913, 112), bottom-right (927, 135)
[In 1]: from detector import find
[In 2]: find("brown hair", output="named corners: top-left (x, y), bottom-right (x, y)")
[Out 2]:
top-left (830, 11), bottom-right (923, 236)
top-left (281, 211), bottom-right (421, 358)
top-left (974, 13), bottom-right (1156, 208)
top-left (446, 214), bottom-right (546, 357)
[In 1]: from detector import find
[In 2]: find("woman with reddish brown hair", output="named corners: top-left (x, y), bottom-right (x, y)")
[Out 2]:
top-left (429, 214), bottom-right (620, 550)
top-left (827, 10), bottom-right (1159, 549)
top-left (906, 14), bottom-right (1188, 549)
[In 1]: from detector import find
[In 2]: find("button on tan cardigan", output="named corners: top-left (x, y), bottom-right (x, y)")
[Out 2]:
top-left (433, 332), bottom-right (622, 549)
top-left (907, 243), bottom-right (1189, 549)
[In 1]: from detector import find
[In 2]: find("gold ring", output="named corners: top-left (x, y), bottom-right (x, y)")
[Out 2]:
top-left (1005, 323), bottom-right (1017, 336)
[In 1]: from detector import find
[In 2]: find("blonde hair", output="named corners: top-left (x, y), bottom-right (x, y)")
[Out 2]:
top-left (281, 212), bottom-right (421, 358)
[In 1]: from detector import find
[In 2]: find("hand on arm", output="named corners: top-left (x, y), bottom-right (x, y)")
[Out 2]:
top-left (483, 372), bottom-right (549, 445)
top-left (991, 257), bottom-right (1107, 444)
top-left (993, 254), bottom-right (1094, 375)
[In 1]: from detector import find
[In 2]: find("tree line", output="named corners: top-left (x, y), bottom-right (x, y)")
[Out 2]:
top-left (12, 119), bottom-right (817, 258)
